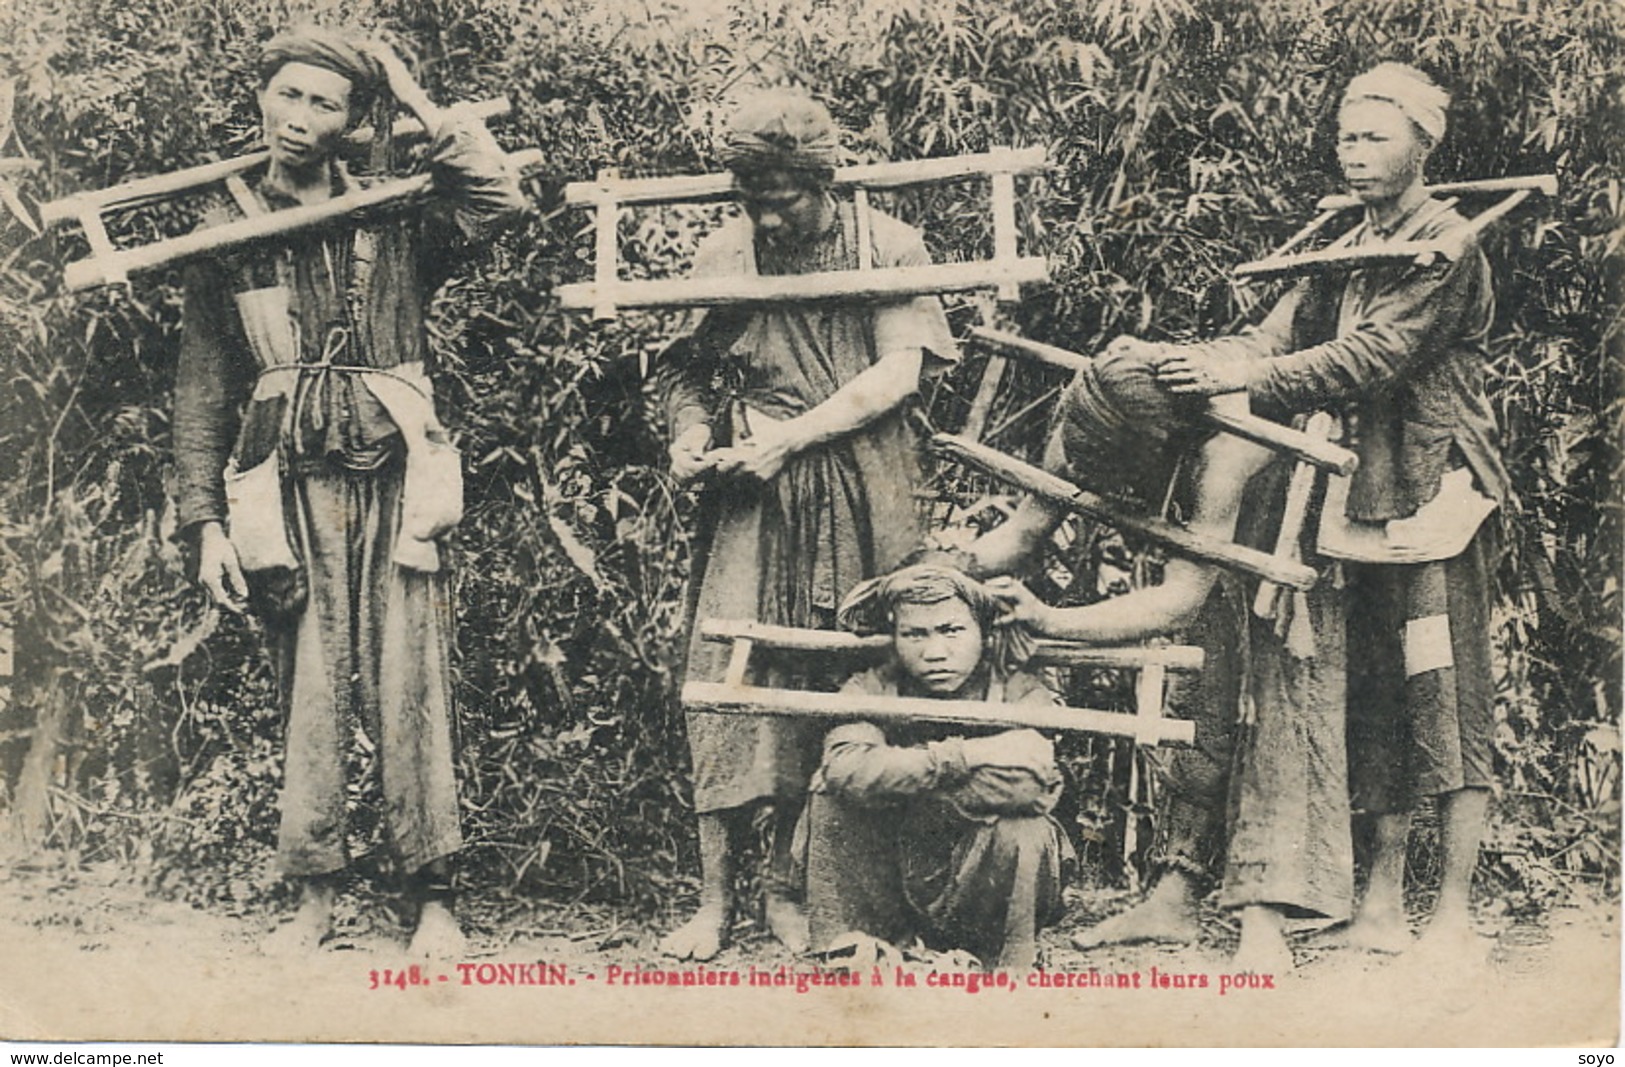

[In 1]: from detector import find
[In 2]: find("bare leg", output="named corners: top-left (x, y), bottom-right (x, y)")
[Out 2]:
top-left (661, 810), bottom-right (734, 960)
top-left (1416, 787), bottom-right (1490, 958)
top-left (408, 859), bottom-right (466, 959)
top-left (263, 875), bottom-right (336, 955)
top-left (1072, 869), bottom-right (1201, 949)
top-left (764, 802), bottom-right (809, 954)
top-left (1232, 905), bottom-right (1294, 975)
top-left (994, 822), bottom-right (1043, 970)
top-left (1344, 812), bottom-right (1412, 953)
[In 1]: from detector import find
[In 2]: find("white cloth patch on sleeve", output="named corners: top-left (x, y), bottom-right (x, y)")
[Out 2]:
top-left (1404, 613), bottom-right (1454, 677)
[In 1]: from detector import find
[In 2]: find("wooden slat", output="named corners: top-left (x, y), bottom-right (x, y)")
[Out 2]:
top-left (223, 175), bottom-right (261, 217)
top-left (990, 168), bottom-right (1019, 302)
top-left (854, 188), bottom-right (874, 271)
top-left (62, 148), bottom-right (545, 291)
top-left (961, 354), bottom-right (1007, 442)
top-left (1134, 661), bottom-right (1168, 741)
top-left (971, 326), bottom-right (1088, 373)
top-left (682, 680), bottom-right (1196, 746)
top-left (41, 97), bottom-right (514, 226)
top-left (932, 433), bottom-right (1320, 589)
top-left (1253, 412), bottom-right (1333, 620)
top-left (563, 146), bottom-right (1049, 207)
top-left (696, 618), bottom-right (1205, 672)
top-left (1314, 174), bottom-right (1556, 213)
top-left (557, 256), bottom-right (1048, 312)
top-left (723, 637), bottom-right (754, 687)
top-left (1202, 405), bottom-right (1356, 476)
top-left (592, 167), bottom-right (621, 320)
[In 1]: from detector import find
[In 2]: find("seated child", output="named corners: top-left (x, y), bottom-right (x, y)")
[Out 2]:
top-left (796, 554), bottom-right (1075, 969)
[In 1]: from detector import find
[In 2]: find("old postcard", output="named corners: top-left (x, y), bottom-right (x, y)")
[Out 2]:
top-left (0, 0), bottom-right (1618, 1048)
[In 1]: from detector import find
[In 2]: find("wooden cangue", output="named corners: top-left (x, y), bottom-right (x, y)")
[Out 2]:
top-left (681, 618), bottom-right (1202, 747)
top-left (557, 147), bottom-right (1050, 320)
top-left (43, 97), bottom-right (543, 292)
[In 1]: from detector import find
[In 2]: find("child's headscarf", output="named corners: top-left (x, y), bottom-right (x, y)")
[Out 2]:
top-left (837, 554), bottom-right (1036, 675)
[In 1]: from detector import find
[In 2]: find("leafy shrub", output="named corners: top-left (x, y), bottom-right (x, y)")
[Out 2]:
top-left (1, 0), bottom-right (1618, 914)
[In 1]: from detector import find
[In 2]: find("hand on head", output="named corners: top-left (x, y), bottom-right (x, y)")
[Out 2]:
top-left (1151, 351), bottom-right (1249, 397)
top-left (983, 575), bottom-right (1050, 632)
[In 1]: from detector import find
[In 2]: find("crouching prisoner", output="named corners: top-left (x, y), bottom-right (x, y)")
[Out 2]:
top-left (795, 559), bottom-right (1074, 969)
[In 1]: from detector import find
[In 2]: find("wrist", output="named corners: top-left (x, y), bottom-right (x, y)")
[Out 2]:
top-left (779, 416), bottom-right (822, 453)
top-left (676, 423), bottom-right (712, 449)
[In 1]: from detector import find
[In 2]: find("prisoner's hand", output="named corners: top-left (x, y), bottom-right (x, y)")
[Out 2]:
top-left (1102, 334), bottom-right (1166, 363)
top-left (984, 576), bottom-right (1054, 633)
top-left (1153, 352), bottom-right (1249, 397)
top-left (962, 729), bottom-right (1054, 771)
top-left (196, 521), bottom-right (249, 613)
top-left (668, 424), bottom-right (715, 484)
top-left (709, 416), bottom-right (805, 483)
top-left (368, 42), bottom-right (425, 103)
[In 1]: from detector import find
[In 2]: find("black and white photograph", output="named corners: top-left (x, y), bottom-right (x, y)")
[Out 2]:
top-left (0, 0), bottom-right (1618, 1048)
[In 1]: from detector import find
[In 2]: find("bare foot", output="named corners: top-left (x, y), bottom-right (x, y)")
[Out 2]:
top-left (408, 900), bottom-right (466, 960)
top-left (1410, 914), bottom-right (1488, 969)
top-left (1072, 896), bottom-right (1199, 950)
top-left (1340, 912), bottom-right (1412, 955)
top-left (262, 883), bottom-right (335, 956)
top-left (765, 893), bottom-right (809, 955)
top-left (995, 937), bottom-right (1037, 971)
top-left (661, 904), bottom-right (730, 961)
top-left (1232, 929), bottom-right (1295, 977)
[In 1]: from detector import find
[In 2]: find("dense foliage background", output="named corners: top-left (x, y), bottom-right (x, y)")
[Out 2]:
top-left (1, 0), bottom-right (1619, 926)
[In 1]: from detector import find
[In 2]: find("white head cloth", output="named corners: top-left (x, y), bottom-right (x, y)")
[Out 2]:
top-left (1342, 62), bottom-right (1450, 145)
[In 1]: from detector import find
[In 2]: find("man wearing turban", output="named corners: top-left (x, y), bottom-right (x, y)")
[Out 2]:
top-left (171, 25), bottom-right (526, 955)
top-left (1115, 61), bottom-right (1506, 960)
top-left (793, 555), bottom-right (1073, 969)
top-left (650, 90), bottom-right (960, 961)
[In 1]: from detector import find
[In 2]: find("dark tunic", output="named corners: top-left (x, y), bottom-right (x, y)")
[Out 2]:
top-left (1192, 197), bottom-right (1508, 520)
top-left (1187, 197), bottom-right (1506, 812)
top-left (171, 109), bottom-right (526, 875)
top-left (654, 203), bottom-right (959, 812)
top-left (799, 661), bottom-right (1073, 965)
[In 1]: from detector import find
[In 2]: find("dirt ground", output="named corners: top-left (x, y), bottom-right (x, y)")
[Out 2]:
top-left (0, 856), bottom-right (1617, 1047)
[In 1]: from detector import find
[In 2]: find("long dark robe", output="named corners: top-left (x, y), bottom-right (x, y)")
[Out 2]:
top-left (655, 204), bottom-right (959, 812)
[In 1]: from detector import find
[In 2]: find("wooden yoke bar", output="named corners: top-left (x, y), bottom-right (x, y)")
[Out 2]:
top-left (40, 97), bottom-right (514, 227)
top-left (62, 147), bottom-right (545, 291)
top-left (698, 617), bottom-right (1205, 672)
top-left (1234, 174), bottom-right (1556, 280)
top-left (1314, 174), bottom-right (1558, 213)
top-left (932, 433), bottom-right (1319, 590)
top-left (968, 327), bottom-right (1358, 475)
top-left (682, 680), bottom-right (1197, 746)
top-left (560, 146), bottom-right (1050, 317)
top-left (558, 257), bottom-right (1048, 313)
top-left (562, 146), bottom-right (1049, 207)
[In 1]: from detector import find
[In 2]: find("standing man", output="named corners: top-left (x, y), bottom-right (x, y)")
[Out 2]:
top-left (1153, 62), bottom-right (1508, 957)
top-left (652, 90), bottom-right (958, 961)
top-left (172, 26), bottom-right (526, 955)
